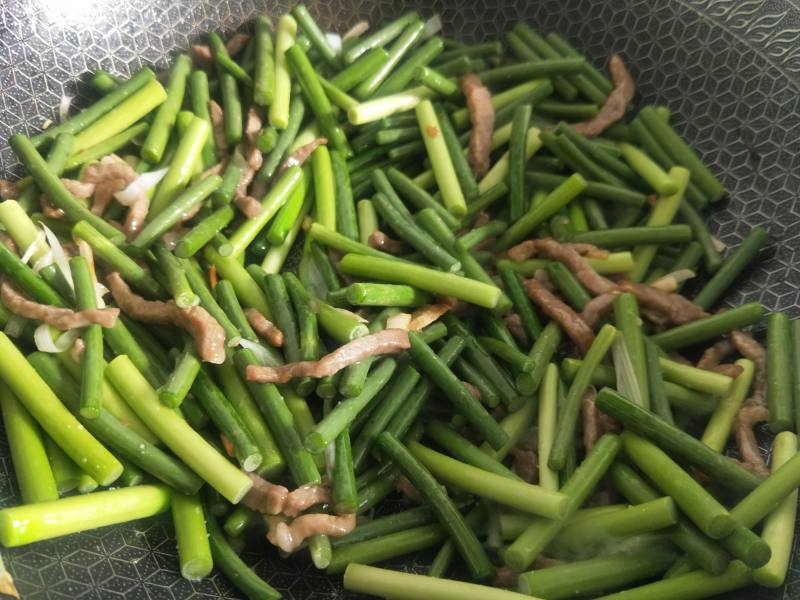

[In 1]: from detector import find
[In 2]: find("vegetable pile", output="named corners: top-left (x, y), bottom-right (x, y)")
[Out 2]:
top-left (0, 5), bottom-right (791, 600)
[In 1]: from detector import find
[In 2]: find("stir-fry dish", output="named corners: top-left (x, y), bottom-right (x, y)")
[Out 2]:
top-left (0, 6), bottom-right (792, 600)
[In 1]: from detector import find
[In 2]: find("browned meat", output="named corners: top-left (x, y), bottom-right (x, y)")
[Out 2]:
top-left (244, 473), bottom-right (289, 515)
top-left (106, 272), bottom-right (226, 363)
top-left (39, 195), bottom-right (65, 219)
top-left (713, 363), bottom-right (745, 379)
top-left (580, 291), bottom-right (619, 328)
top-left (1, 280), bottom-right (119, 330)
top-left (504, 313), bottom-right (530, 348)
top-left (0, 180), bottom-right (18, 200)
top-left (567, 243), bottom-right (608, 258)
top-left (244, 308), bottom-right (284, 347)
top-left (395, 476), bottom-right (423, 504)
top-left (462, 73), bottom-right (494, 178)
top-left (368, 230), bottom-right (407, 255)
top-left (282, 486), bottom-right (332, 517)
top-left (246, 329), bottom-right (411, 383)
top-left (408, 303), bottom-right (450, 331)
top-left (244, 107), bottom-right (263, 146)
top-left (83, 155), bottom-right (138, 216)
top-left (510, 446), bottom-right (538, 483)
top-left (573, 54), bottom-right (635, 137)
top-left (60, 178), bottom-right (95, 200)
top-left (123, 196), bottom-right (150, 239)
top-left (174, 306), bottom-right (227, 364)
top-left (234, 195), bottom-right (263, 219)
top-left (278, 138), bottom-right (328, 177)
top-left (506, 240), bottom-right (538, 262)
top-left (697, 339), bottom-right (735, 370)
top-left (266, 512), bottom-right (356, 553)
top-left (525, 278), bottom-right (595, 353)
top-left (208, 100), bottom-right (227, 158)
top-left (730, 330), bottom-right (766, 408)
top-left (462, 381), bottom-right (482, 402)
top-left (507, 239), bottom-right (607, 263)
top-left (532, 238), bottom-right (616, 295)
top-left (735, 404), bottom-right (770, 478)
top-left (618, 281), bottom-right (707, 325)
top-left (191, 44), bottom-right (213, 69)
top-left (494, 566), bottom-right (519, 588)
top-left (225, 32), bottom-right (250, 56)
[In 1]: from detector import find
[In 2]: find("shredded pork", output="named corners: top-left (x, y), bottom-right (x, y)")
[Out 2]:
top-left (580, 291), bottom-right (619, 328)
top-left (244, 308), bottom-right (284, 347)
top-left (278, 138), bottom-right (328, 177)
top-left (462, 73), bottom-right (494, 178)
top-left (209, 100), bottom-right (227, 158)
top-left (266, 513), bottom-right (357, 553)
top-left (1, 280), bottom-right (119, 330)
top-left (617, 281), bottom-right (707, 325)
top-left (106, 272), bottom-right (226, 363)
top-left (83, 155), bottom-right (138, 216)
top-left (573, 54), bottom-right (635, 137)
top-left (368, 230), bottom-right (406, 255)
top-left (504, 313), bottom-right (529, 348)
top-left (408, 303), bottom-right (450, 331)
top-left (246, 329), bottom-right (411, 383)
top-left (735, 404), bottom-right (770, 478)
top-left (525, 278), bottom-right (594, 353)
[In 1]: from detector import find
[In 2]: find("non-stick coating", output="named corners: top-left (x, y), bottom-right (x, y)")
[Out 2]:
top-left (0, 0), bottom-right (798, 597)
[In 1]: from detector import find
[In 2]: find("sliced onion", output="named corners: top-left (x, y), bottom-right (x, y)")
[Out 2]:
top-left (41, 224), bottom-right (73, 290)
top-left (342, 20), bottom-right (369, 41)
top-left (387, 313), bottom-right (412, 330)
top-left (20, 229), bottom-right (47, 265)
top-left (238, 338), bottom-right (274, 365)
top-left (712, 236), bottom-right (727, 253)
top-left (4, 315), bottom-right (26, 338)
top-left (59, 96), bottom-right (73, 123)
top-left (34, 324), bottom-right (80, 353)
top-left (325, 32), bottom-right (343, 55)
top-left (114, 168), bottom-right (168, 206)
top-left (612, 335), bottom-right (644, 407)
top-left (651, 269), bottom-right (696, 293)
top-left (41, 118), bottom-right (53, 130)
top-left (32, 250), bottom-right (55, 274)
top-left (423, 14), bottom-right (442, 38)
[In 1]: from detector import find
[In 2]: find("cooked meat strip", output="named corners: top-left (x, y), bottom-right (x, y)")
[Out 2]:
top-left (191, 44), bottom-right (213, 69)
top-left (581, 388), bottom-right (602, 451)
top-left (368, 230), bottom-right (407, 255)
top-left (573, 54), bottom-right (635, 137)
top-left (266, 512), bottom-right (357, 553)
top-left (730, 330), bottom-right (766, 408)
top-left (697, 339), bottom-right (735, 370)
top-left (580, 291), bottom-right (619, 328)
top-left (712, 363), bottom-right (744, 378)
top-left (532, 238), bottom-right (616, 294)
top-left (244, 473), bottom-right (331, 517)
top-left (504, 313), bottom-right (530, 348)
top-left (510, 446), bottom-right (538, 483)
top-left (735, 404), bottom-right (770, 478)
top-left (209, 100), bottom-right (227, 158)
top-left (244, 107), bottom-right (262, 145)
top-left (40, 195), bottom-right (64, 219)
top-left (278, 137), bottom-right (328, 178)
top-left (0, 180), bottom-right (19, 200)
top-left (395, 476), bottom-right (423, 504)
top-left (1, 280), bottom-right (119, 330)
top-left (60, 178), bottom-right (96, 200)
top-left (234, 195), bottom-right (263, 219)
top-left (106, 272), bottom-right (226, 363)
top-left (617, 281), bottom-right (707, 325)
top-left (244, 308), bottom-right (284, 347)
top-left (246, 329), bottom-right (411, 383)
top-left (494, 566), bottom-right (519, 588)
top-left (462, 73), bottom-right (494, 178)
top-left (462, 381), bottom-right (482, 402)
top-left (83, 155), bottom-right (138, 216)
top-left (525, 278), bottom-right (595, 353)
top-left (225, 32), bottom-right (250, 56)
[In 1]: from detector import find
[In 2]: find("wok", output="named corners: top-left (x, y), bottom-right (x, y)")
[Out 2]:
top-left (0, 0), bottom-right (796, 597)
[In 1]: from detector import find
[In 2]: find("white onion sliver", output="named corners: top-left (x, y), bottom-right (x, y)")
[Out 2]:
top-left (41, 118), bottom-right (53, 130)
top-left (325, 32), bottom-right (342, 55)
top-left (422, 15), bottom-right (442, 38)
top-left (115, 168), bottom-right (168, 206)
top-left (34, 324), bottom-right (80, 353)
top-left (386, 313), bottom-right (412, 331)
top-left (32, 250), bottom-right (55, 274)
top-left (41, 224), bottom-right (74, 290)
top-left (20, 230), bottom-right (47, 265)
top-left (712, 236), bottom-right (727, 253)
top-left (4, 315), bottom-right (27, 338)
top-left (59, 96), bottom-right (73, 123)
top-left (238, 339), bottom-right (274, 364)
top-left (342, 20), bottom-right (369, 41)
